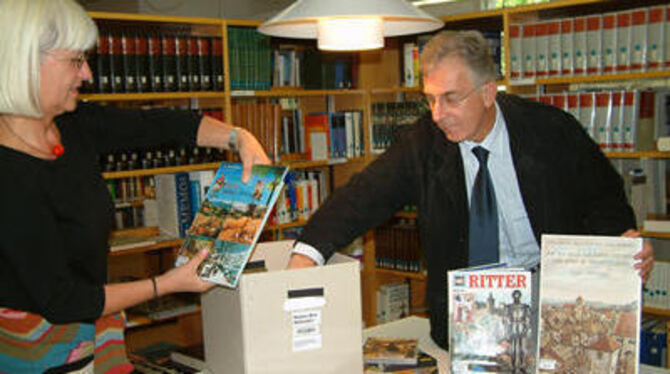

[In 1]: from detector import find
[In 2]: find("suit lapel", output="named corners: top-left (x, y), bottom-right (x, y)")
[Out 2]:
top-left (431, 136), bottom-right (468, 223)
top-left (501, 95), bottom-right (549, 242)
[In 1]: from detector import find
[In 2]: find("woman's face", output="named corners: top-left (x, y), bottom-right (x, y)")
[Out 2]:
top-left (39, 49), bottom-right (91, 118)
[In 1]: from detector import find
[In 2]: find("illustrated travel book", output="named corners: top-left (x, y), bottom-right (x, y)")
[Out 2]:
top-left (447, 264), bottom-right (535, 373)
top-left (174, 162), bottom-right (288, 288)
top-left (537, 234), bottom-right (642, 374)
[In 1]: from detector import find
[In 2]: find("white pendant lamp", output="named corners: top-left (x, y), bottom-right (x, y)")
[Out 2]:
top-left (257, 0), bottom-right (444, 51)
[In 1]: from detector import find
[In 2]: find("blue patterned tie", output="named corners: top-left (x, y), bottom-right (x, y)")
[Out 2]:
top-left (468, 146), bottom-right (499, 266)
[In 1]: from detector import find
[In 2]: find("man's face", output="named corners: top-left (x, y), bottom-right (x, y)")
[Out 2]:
top-left (423, 56), bottom-right (496, 143)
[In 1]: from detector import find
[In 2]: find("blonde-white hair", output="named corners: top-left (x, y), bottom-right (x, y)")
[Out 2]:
top-left (0, 0), bottom-right (98, 117)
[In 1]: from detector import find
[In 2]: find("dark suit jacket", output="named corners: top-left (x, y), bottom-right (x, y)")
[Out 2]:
top-left (297, 92), bottom-right (635, 348)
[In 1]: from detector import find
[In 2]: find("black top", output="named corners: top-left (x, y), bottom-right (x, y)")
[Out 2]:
top-left (0, 102), bottom-right (201, 324)
top-left (297, 92), bottom-right (635, 348)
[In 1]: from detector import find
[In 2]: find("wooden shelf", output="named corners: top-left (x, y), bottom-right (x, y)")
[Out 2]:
top-left (605, 151), bottom-right (670, 159)
top-left (108, 238), bottom-right (183, 257)
top-left (126, 306), bottom-right (201, 329)
top-left (102, 162), bottom-right (220, 179)
top-left (370, 87), bottom-right (423, 95)
top-left (643, 306), bottom-right (670, 318)
top-left (395, 211), bottom-right (418, 219)
top-left (441, 8), bottom-right (505, 23)
top-left (641, 231), bottom-right (670, 239)
top-left (266, 220), bottom-right (308, 231)
top-left (374, 268), bottom-right (427, 281)
top-left (230, 88), bottom-right (366, 98)
top-left (280, 157), bottom-right (366, 169)
top-left (509, 70), bottom-right (670, 86)
top-left (101, 157), bottom-right (368, 179)
top-left (80, 91), bottom-right (226, 102)
top-left (89, 11), bottom-right (222, 25)
top-left (225, 19), bottom-right (263, 27)
top-left (506, 0), bottom-right (606, 14)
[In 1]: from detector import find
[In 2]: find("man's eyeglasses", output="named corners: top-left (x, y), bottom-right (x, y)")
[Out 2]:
top-left (425, 84), bottom-right (482, 109)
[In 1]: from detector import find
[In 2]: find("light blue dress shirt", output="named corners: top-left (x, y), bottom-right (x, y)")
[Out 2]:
top-left (460, 103), bottom-right (540, 270)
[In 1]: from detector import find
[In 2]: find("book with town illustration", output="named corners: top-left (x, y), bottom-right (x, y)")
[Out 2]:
top-left (448, 264), bottom-right (535, 373)
top-left (537, 234), bottom-right (642, 374)
top-left (175, 162), bottom-right (288, 288)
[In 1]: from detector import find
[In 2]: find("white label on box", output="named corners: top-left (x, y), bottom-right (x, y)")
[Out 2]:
top-left (292, 309), bottom-right (322, 326)
top-left (283, 296), bottom-right (326, 311)
top-left (292, 335), bottom-right (322, 352)
top-left (291, 309), bottom-right (322, 352)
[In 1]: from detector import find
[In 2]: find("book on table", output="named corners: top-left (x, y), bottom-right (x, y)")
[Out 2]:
top-left (363, 337), bottom-right (419, 366)
top-left (537, 234), bottom-right (642, 374)
top-left (447, 263), bottom-right (535, 374)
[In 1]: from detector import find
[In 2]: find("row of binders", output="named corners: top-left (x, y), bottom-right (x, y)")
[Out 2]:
top-left (370, 100), bottom-right (428, 153)
top-left (526, 89), bottom-right (649, 153)
top-left (82, 26), bottom-right (224, 94)
top-left (509, 5), bottom-right (670, 80)
top-left (644, 260), bottom-right (670, 311)
top-left (374, 217), bottom-right (422, 273)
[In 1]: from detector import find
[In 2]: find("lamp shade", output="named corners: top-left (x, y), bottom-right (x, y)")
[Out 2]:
top-left (257, 0), bottom-right (444, 51)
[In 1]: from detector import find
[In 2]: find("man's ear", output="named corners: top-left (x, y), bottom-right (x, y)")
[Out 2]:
top-left (482, 81), bottom-right (498, 108)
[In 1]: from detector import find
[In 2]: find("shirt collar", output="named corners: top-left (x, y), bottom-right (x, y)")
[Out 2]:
top-left (461, 102), bottom-right (505, 157)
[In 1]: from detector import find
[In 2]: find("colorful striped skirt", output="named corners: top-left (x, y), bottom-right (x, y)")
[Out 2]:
top-left (0, 308), bottom-right (133, 373)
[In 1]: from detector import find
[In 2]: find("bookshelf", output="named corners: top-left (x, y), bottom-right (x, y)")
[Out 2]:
top-left (85, 10), bottom-right (376, 353)
top-left (84, 11), bottom-right (226, 354)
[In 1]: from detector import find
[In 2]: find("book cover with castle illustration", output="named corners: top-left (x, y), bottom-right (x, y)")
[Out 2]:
top-left (175, 162), bottom-right (288, 288)
top-left (538, 234), bottom-right (642, 374)
top-left (448, 265), bottom-right (534, 373)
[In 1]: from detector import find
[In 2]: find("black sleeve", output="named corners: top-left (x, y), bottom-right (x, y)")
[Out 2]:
top-left (71, 101), bottom-right (203, 154)
top-left (0, 174), bottom-right (104, 324)
top-left (297, 121), bottom-right (426, 260)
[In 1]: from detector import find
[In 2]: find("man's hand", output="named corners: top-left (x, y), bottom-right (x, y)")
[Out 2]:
top-left (622, 229), bottom-right (654, 283)
top-left (287, 253), bottom-right (317, 269)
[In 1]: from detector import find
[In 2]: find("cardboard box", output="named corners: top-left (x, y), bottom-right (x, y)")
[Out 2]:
top-left (202, 240), bottom-right (363, 373)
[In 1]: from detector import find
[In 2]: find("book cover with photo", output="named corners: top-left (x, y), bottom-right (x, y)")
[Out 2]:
top-left (537, 234), bottom-right (642, 374)
top-left (175, 162), bottom-right (288, 288)
top-left (448, 264), bottom-right (534, 374)
top-left (363, 337), bottom-right (419, 366)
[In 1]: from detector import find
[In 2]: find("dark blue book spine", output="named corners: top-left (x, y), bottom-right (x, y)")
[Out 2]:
top-left (175, 172), bottom-right (193, 237)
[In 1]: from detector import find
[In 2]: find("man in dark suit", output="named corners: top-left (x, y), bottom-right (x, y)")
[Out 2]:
top-left (287, 30), bottom-right (654, 349)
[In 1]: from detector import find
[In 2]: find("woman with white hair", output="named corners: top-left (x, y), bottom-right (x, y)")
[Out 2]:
top-left (0, 0), bottom-right (270, 372)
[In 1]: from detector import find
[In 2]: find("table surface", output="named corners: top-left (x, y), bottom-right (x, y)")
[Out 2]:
top-left (363, 316), bottom-right (670, 374)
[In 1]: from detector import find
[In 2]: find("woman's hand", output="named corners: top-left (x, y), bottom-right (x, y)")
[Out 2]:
top-left (195, 117), bottom-right (271, 183)
top-left (237, 128), bottom-right (271, 183)
top-left (157, 249), bottom-right (216, 295)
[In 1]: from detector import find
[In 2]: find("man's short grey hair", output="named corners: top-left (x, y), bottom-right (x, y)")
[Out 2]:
top-left (0, 0), bottom-right (98, 117)
top-left (420, 30), bottom-right (497, 86)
